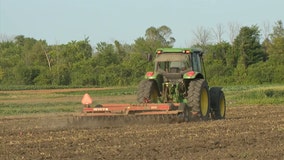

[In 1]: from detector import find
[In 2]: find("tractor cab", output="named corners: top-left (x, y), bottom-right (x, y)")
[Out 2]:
top-left (155, 54), bottom-right (191, 73)
top-left (153, 48), bottom-right (205, 81)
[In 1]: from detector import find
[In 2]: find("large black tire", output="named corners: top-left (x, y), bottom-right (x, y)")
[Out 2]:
top-left (187, 79), bottom-right (210, 120)
top-left (137, 80), bottom-right (159, 103)
top-left (210, 87), bottom-right (226, 120)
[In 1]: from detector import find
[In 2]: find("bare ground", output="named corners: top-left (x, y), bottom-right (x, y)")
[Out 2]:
top-left (0, 105), bottom-right (283, 160)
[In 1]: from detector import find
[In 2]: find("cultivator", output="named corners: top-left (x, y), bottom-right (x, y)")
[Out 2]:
top-left (72, 93), bottom-right (192, 125)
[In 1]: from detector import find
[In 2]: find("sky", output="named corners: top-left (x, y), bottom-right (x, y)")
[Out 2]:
top-left (0, 0), bottom-right (283, 47)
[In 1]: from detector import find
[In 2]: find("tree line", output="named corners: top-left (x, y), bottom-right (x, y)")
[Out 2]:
top-left (0, 21), bottom-right (283, 87)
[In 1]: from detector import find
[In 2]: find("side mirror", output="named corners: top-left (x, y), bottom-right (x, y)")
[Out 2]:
top-left (147, 54), bottom-right (153, 62)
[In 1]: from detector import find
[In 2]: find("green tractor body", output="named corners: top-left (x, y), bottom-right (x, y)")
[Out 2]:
top-left (137, 48), bottom-right (226, 120)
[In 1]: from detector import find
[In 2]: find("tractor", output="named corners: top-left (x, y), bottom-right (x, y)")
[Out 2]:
top-left (75, 48), bottom-right (226, 123)
top-left (137, 48), bottom-right (226, 120)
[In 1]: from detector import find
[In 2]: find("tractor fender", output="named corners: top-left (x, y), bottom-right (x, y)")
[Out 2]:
top-left (183, 72), bottom-right (204, 79)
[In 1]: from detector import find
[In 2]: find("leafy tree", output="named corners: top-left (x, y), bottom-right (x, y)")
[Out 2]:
top-left (261, 38), bottom-right (270, 62)
top-left (44, 39), bottom-right (93, 85)
top-left (34, 67), bottom-right (53, 85)
top-left (95, 42), bottom-right (118, 66)
top-left (134, 25), bottom-right (175, 54)
top-left (0, 40), bottom-right (21, 84)
top-left (4, 36), bottom-right (50, 85)
top-left (204, 42), bottom-right (234, 85)
top-left (267, 20), bottom-right (284, 65)
top-left (233, 25), bottom-right (266, 68)
top-left (133, 37), bottom-right (151, 54)
top-left (93, 65), bottom-right (106, 86)
top-left (145, 25), bottom-right (175, 47)
top-left (68, 39), bottom-right (94, 86)
top-left (263, 20), bottom-right (284, 84)
top-left (114, 40), bottom-right (129, 62)
top-left (14, 35), bottom-right (38, 66)
top-left (121, 52), bottom-right (149, 85)
top-left (1, 23), bottom-right (284, 87)
top-left (206, 42), bottom-right (232, 65)
top-left (0, 67), bottom-right (3, 80)
top-left (71, 59), bottom-right (95, 86)
top-left (270, 20), bottom-right (284, 39)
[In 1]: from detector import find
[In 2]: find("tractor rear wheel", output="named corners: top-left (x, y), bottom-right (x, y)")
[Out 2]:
top-left (210, 87), bottom-right (226, 120)
top-left (137, 80), bottom-right (159, 103)
top-left (187, 79), bottom-right (209, 120)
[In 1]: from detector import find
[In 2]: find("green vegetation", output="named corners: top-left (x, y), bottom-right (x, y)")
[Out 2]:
top-left (0, 21), bottom-right (283, 87)
top-left (0, 85), bottom-right (89, 91)
top-left (55, 87), bottom-right (137, 96)
top-left (224, 84), bottom-right (284, 106)
top-left (0, 85), bottom-right (283, 116)
top-left (0, 86), bottom-right (138, 116)
top-left (0, 21), bottom-right (283, 116)
top-left (0, 102), bottom-right (77, 115)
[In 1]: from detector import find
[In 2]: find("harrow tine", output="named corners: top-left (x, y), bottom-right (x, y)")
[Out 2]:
top-left (71, 112), bottom-right (190, 128)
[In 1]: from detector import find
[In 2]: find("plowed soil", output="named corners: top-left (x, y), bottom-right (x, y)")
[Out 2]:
top-left (0, 105), bottom-right (283, 160)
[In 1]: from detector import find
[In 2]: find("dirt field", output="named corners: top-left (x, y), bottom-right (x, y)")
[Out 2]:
top-left (0, 104), bottom-right (283, 160)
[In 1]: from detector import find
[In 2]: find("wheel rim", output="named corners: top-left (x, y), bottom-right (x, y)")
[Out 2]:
top-left (200, 88), bottom-right (209, 116)
top-left (219, 95), bottom-right (225, 117)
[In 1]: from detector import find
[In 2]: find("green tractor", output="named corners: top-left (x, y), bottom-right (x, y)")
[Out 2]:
top-left (137, 48), bottom-right (226, 120)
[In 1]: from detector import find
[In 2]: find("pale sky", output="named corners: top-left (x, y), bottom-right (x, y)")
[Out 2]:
top-left (0, 0), bottom-right (283, 47)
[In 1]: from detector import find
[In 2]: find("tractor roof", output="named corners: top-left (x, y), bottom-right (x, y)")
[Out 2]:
top-left (155, 53), bottom-right (188, 62)
top-left (156, 48), bottom-right (202, 53)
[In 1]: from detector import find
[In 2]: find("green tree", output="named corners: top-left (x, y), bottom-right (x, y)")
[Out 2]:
top-left (8, 36), bottom-right (51, 85)
top-left (145, 25), bottom-right (175, 47)
top-left (247, 62), bottom-right (273, 84)
top-left (15, 35), bottom-right (38, 66)
top-left (233, 25), bottom-right (266, 68)
top-left (95, 42), bottom-right (118, 66)
top-left (121, 52), bottom-right (149, 85)
top-left (114, 40), bottom-right (129, 62)
top-left (0, 67), bottom-right (3, 81)
top-left (71, 59), bottom-right (95, 86)
top-left (267, 20), bottom-right (284, 65)
top-left (93, 65), bottom-right (106, 86)
top-left (270, 20), bottom-right (284, 39)
top-left (68, 39), bottom-right (94, 86)
top-left (265, 20), bottom-right (284, 83)
top-left (44, 39), bottom-right (93, 85)
top-left (204, 42), bottom-right (234, 85)
top-left (206, 42), bottom-right (232, 65)
top-left (0, 40), bottom-right (21, 84)
top-left (134, 25), bottom-right (175, 54)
